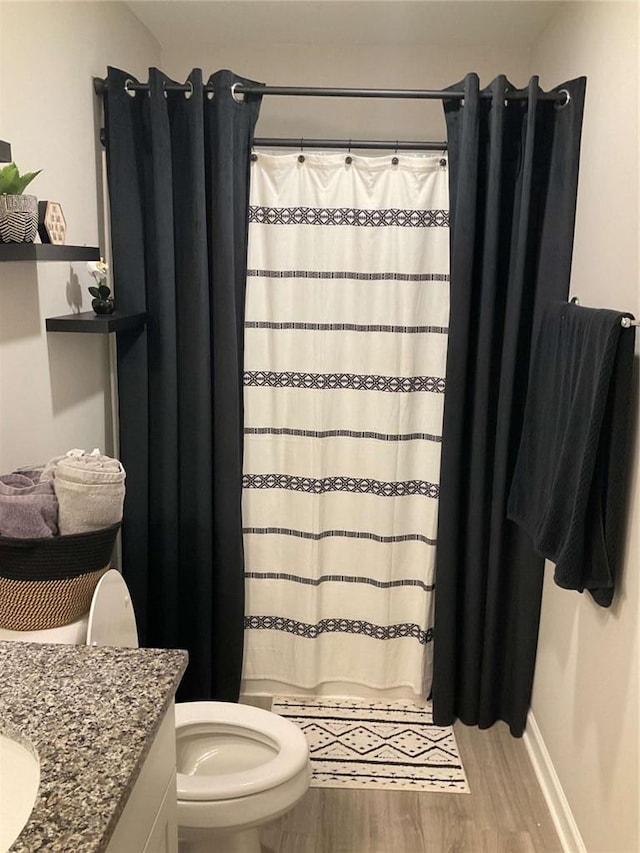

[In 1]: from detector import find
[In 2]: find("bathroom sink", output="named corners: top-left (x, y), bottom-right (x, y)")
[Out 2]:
top-left (0, 733), bottom-right (40, 851)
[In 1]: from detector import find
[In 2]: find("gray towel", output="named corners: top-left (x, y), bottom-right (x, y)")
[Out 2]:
top-left (0, 472), bottom-right (58, 538)
top-left (48, 451), bottom-right (126, 535)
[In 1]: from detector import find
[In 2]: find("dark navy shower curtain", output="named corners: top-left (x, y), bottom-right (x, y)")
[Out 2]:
top-left (103, 67), bottom-right (262, 700)
top-left (433, 74), bottom-right (586, 736)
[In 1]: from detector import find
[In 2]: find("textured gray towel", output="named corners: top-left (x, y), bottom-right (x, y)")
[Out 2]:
top-left (0, 472), bottom-right (58, 538)
top-left (48, 451), bottom-right (126, 535)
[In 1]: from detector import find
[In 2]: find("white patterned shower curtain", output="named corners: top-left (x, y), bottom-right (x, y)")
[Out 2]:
top-left (242, 151), bottom-right (449, 699)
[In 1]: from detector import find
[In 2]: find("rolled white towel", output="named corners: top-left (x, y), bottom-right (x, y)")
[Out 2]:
top-left (41, 447), bottom-right (87, 480)
top-left (55, 456), bottom-right (125, 485)
top-left (55, 478), bottom-right (124, 535)
top-left (46, 449), bottom-right (126, 535)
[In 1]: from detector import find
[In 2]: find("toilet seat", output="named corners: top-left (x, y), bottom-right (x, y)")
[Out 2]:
top-left (86, 569), bottom-right (138, 648)
top-left (175, 701), bottom-right (309, 802)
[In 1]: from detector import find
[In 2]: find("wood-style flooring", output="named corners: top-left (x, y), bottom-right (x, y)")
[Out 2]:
top-left (243, 698), bottom-right (561, 853)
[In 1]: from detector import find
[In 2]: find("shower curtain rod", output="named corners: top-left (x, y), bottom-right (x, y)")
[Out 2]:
top-left (93, 78), bottom-right (569, 106)
top-left (235, 84), bottom-right (566, 104)
top-left (253, 137), bottom-right (447, 152)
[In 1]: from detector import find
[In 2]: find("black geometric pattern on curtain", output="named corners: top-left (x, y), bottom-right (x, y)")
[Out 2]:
top-left (433, 74), bottom-right (586, 737)
top-left (103, 67), bottom-right (262, 701)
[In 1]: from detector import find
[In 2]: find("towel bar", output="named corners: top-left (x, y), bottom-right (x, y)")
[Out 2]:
top-left (569, 297), bottom-right (638, 327)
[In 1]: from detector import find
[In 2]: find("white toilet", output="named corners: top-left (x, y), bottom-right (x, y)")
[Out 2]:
top-left (87, 570), bottom-right (310, 853)
top-left (174, 701), bottom-right (310, 853)
top-left (3, 570), bottom-right (310, 853)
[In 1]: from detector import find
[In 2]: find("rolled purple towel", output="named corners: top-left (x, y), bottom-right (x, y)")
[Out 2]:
top-left (0, 472), bottom-right (58, 538)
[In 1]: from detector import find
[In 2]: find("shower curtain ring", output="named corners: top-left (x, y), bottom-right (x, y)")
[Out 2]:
top-left (391, 140), bottom-right (399, 166)
top-left (230, 82), bottom-right (245, 103)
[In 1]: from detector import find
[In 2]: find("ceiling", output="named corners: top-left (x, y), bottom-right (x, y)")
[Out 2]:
top-left (126, 1), bottom-right (563, 49)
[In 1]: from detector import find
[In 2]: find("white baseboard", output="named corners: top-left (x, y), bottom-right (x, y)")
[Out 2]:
top-left (523, 711), bottom-right (587, 853)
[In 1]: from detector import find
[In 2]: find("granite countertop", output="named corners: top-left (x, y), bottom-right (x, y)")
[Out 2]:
top-left (0, 641), bottom-right (187, 853)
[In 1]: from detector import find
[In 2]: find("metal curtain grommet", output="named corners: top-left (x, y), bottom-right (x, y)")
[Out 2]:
top-left (231, 82), bottom-right (245, 103)
top-left (391, 156), bottom-right (399, 166)
top-left (439, 158), bottom-right (447, 167)
top-left (345, 155), bottom-right (353, 165)
top-left (124, 78), bottom-right (137, 98)
top-left (554, 89), bottom-right (571, 110)
top-left (298, 154), bottom-right (305, 163)
top-left (251, 152), bottom-right (258, 162)
top-left (184, 80), bottom-right (193, 100)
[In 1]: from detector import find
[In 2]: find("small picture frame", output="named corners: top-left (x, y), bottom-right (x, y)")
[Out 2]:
top-left (38, 200), bottom-right (66, 245)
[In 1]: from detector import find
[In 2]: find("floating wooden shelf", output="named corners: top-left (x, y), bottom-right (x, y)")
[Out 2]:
top-left (46, 311), bottom-right (147, 334)
top-left (0, 243), bottom-right (100, 262)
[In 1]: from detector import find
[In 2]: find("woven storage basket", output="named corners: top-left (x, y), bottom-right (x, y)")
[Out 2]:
top-left (0, 523), bottom-right (119, 631)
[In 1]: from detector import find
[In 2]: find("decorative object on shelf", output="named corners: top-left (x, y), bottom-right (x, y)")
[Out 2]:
top-left (87, 258), bottom-right (114, 315)
top-left (38, 200), bottom-right (66, 244)
top-left (0, 161), bottom-right (41, 243)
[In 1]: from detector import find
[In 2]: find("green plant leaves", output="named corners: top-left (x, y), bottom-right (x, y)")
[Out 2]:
top-left (0, 162), bottom-right (42, 195)
top-left (0, 163), bottom-right (19, 193)
top-left (89, 284), bottom-right (111, 299)
top-left (16, 169), bottom-right (41, 193)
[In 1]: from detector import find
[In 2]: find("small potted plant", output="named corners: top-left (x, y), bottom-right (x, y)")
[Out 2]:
top-left (87, 259), bottom-right (114, 315)
top-left (0, 162), bottom-right (41, 243)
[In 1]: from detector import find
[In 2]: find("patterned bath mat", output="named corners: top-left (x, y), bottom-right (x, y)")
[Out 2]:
top-left (272, 696), bottom-right (469, 793)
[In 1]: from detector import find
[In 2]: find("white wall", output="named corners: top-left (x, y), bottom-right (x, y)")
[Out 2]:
top-left (0, 1), bottom-right (160, 472)
top-left (161, 41), bottom-right (532, 141)
top-left (530, 3), bottom-right (639, 852)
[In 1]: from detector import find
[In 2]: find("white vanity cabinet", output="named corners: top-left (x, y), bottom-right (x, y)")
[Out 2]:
top-left (106, 703), bottom-right (178, 853)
